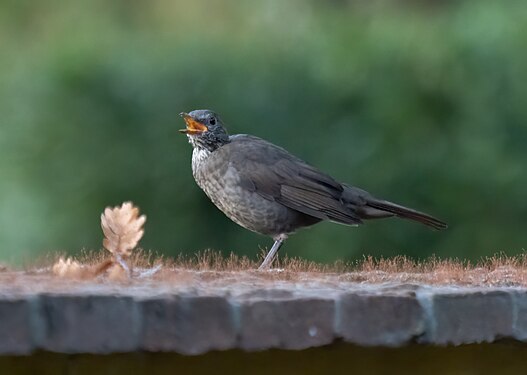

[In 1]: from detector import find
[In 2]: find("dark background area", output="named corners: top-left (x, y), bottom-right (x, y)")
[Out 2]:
top-left (1, 0), bottom-right (526, 265)
top-left (3, 344), bottom-right (527, 375)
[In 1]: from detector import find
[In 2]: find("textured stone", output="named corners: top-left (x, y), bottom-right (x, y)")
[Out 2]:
top-left (426, 291), bottom-right (513, 345)
top-left (337, 292), bottom-right (425, 346)
top-left (511, 291), bottom-right (527, 341)
top-left (237, 289), bottom-right (295, 300)
top-left (141, 295), bottom-right (236, 354)
top-left (238, 297), bottom-right (335, 350)
top-left (1, 278), bottom-right (527, 355)
top-left (37, 294), bottom-right (140, 353)
top-left (0, 298), bottom-right (35, 354)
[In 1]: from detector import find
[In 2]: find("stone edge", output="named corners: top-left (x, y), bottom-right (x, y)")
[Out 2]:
top-left (0, 287), bottom-right (526, 355)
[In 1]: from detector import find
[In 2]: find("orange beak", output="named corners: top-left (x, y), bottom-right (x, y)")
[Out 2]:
top-left (179, 112), bottom-right (208, 135)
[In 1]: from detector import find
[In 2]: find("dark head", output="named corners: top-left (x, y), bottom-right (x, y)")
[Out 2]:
top-left (179, 110), bottom-right (229, 151)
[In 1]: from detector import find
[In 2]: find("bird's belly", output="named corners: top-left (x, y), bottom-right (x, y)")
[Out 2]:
top-left (194, 164), bottom-right (316, 236)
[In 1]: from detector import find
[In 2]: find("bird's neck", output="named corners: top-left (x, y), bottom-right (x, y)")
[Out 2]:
top-left (188, 135), bottom-right (229, 153)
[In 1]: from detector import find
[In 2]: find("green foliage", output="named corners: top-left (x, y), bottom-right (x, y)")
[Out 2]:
top-left (1, 0), bottom-right (526, 264)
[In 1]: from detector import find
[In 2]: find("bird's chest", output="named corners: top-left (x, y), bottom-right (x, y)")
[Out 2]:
top-left (191, 147), bottom-right (277, 233)
top-left (191, 148), bottom-right (242, 211)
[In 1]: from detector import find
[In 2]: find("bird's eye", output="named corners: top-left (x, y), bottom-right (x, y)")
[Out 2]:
top-left (209, 117), bottom-right (216, 125)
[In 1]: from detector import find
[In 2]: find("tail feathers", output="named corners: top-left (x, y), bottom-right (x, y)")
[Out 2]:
top-left (365, 199), bottom-right (448, 230)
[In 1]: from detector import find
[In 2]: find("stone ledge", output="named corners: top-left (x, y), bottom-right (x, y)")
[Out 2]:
top-left (0, 271), bottom-right (526, 355)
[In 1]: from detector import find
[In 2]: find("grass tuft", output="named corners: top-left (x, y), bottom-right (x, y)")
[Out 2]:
top-left (15, 250), bottom-right (527, 287)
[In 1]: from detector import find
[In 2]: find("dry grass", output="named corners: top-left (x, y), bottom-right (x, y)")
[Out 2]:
top-left (13, 249), bottom-right (527, 287)
top-left (345, 253), bottom-right (527, 286)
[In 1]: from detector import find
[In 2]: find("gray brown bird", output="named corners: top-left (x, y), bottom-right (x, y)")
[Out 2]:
top-left (179, 109), bottom-right (447, 269)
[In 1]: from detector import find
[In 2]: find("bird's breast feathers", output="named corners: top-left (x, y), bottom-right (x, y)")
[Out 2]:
top-left (191, 147), bottom-right (213, 175)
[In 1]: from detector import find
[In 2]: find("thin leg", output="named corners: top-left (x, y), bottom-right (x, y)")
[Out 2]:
top-left (258, 234), bottom-right (287, 270)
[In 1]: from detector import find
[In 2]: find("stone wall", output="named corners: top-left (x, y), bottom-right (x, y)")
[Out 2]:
top-left (0, 270), bottom-right (526, 355)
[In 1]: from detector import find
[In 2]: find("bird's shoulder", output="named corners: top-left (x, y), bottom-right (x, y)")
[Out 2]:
top-left (219, 134), bottom-right (324, 179)
top-left (218, 134), bottom-right (342, 198)
top-left (221, 134), bottom-right (294, 163)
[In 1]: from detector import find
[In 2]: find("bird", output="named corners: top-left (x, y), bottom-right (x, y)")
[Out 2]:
top-left (179, 109), bottom-right (447, 269)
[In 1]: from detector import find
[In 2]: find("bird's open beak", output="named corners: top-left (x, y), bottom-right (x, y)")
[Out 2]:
top-left (179, 112), bottom-right (208, 135)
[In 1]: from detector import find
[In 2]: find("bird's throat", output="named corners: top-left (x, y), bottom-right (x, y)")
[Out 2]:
top-left (188, 134), bottom-right (229, 153)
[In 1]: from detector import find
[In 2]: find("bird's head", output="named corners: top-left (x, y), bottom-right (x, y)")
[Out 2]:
top-left (179, 109), bottom-right (229, 151)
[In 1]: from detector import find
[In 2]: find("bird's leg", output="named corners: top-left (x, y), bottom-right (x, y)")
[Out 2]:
top-left (258, 234), bottom-right (288, 270)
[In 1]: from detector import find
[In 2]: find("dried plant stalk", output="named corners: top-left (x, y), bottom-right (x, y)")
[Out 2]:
top-left (101, 201), bottom-right (146, 258)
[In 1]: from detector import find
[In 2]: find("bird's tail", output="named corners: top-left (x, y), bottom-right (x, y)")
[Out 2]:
top-left (342, 185), bottom-right (447, 230)
top-left (364, 198), bottom-right (448, 230)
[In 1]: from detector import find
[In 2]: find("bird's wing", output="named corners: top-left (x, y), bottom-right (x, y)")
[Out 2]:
top-left (224, 135), bottom-right (362, 225)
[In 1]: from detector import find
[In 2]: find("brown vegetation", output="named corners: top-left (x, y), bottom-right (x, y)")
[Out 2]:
top-left (26, 249), bottom-right (525, 287)
top-left (10, 201), bottom-right (520, 287)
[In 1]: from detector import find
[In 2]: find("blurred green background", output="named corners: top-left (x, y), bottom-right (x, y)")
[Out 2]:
top-left (1, 0), bottom-right (526, 265)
